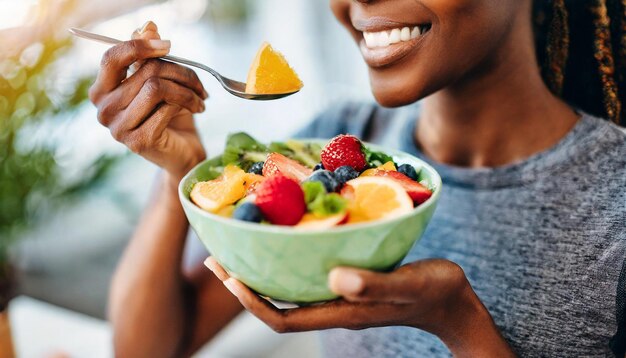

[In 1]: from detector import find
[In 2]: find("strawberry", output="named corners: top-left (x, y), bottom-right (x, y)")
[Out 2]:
top-left (321, 134), bottom-right (367, 172)
top-left (255, 175), bottom-right (306, 225)
top-left (369, 170), bottom-right (432, 204)
top-left (263, 153), bottom-right (312, 181)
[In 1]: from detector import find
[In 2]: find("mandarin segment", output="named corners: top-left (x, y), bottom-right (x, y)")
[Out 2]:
top-left (245, 42), bottom-right (303, 94)
top-left (342, 177), bottom-right (413, 224)
top-left (190, 166), bottom-right (248, 213)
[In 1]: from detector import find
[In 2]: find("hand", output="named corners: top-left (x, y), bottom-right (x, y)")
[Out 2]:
top-left (89, 21), bottom-right (208, 182)
top-left (205, 257), bottom-right (515, 357)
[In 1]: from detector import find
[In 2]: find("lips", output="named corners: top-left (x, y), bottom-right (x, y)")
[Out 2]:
top-left (352, 18), bottom-right (432, 68)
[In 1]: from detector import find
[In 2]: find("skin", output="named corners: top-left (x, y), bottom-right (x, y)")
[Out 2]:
top-left (92, 0), bottom-right (579, 354)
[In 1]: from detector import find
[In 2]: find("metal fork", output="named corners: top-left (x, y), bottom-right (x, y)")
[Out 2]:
top-left (68, 28), bottom-right (300, 101)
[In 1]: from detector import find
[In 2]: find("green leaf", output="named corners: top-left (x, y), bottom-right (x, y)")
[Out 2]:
top-left (222, 132), bottom-right (268, 171)
top-left (363, 146), bottom-right (395, 168)
top-left (226, 132), bottom-right (267, 152)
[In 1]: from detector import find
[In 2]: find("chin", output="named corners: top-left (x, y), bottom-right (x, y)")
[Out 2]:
top-left (369, 74), bottom-right (427, 108)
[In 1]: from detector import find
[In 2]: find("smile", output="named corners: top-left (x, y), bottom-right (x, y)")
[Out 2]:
top-left (363, 25), bottom-right (431, 48)
top-left (358, 24), bottom-right (431, 68)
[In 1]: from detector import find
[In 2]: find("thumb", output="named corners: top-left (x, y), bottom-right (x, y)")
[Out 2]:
top-left (132, 21), bottom-right (162, 40)
top-left (328, 267), bottom-right (418, 304)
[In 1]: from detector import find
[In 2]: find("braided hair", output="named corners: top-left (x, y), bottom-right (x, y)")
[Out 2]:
top-left (534, 0), bottom-right (626, 126)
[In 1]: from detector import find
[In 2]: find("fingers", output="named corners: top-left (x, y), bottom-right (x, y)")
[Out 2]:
top-left (133, 21), bottom-right (161, 40)
top-left (89, 38), bottom-right (171, 104)
top-left (222, 278), bottom-right (398, 333)
top-left (132, 60), bottom-right (208, 99)
top-left (205, 257), bottom-right (231, 281)
top-left (126, 77), bottom-right (204, 127)
top-left (96, 59), bottom-right (208, 126)
top-left (109, 103), bottom-right (179, 154)
top-left (131, 21), bottom-right (162, 73)
top-left (328, 266), bottom-right (423, 304)
top-left (100, 74), bottom-right (204, 130)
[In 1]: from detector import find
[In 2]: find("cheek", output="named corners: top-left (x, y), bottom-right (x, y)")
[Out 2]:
top-left (329, 0), bottom-right (352, 32)
top-left (371, 1), bottom-right (517, 107)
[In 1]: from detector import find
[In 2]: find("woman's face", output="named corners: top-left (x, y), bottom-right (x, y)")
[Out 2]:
top-left (330, 0), bottom-right (527, 107)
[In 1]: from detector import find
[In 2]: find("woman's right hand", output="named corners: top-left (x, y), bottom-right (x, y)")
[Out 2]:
top-left (89, 21), bottom-right (208, 182)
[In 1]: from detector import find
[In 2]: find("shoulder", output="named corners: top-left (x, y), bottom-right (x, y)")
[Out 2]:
top-left (576, 114), bottom-right (626, 175)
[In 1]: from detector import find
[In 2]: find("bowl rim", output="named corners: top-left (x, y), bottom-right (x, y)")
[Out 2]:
top-left (178, 138), bottom-right (442, 235)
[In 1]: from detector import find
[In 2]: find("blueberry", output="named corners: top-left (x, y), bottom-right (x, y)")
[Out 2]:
top-left (304, 170), bottom-right (340, 192)
top-left (398, 164), bottom-right (419, 181)
top-left (233, 202), bottom-right (264, 223)
top-left (334, 165), bottom-right (359, 184)
top-left (313, 162), bottom-right (325, 171)
top-left (248, 162), bottom-right (264, 175)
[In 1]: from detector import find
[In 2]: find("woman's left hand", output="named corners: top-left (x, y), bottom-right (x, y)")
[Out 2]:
top-left (205, 257), bottom-right (515, 357)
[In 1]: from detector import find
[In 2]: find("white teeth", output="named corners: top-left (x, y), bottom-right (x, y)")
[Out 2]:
top-left (400, 27), bottom-right (411, 41)
top-left (389, 28), bottom-right (401, 44)
top-left (363, 25), bottom-right (428, 48)
top-left (377, 31), bottom-right (390, 47)
top-left (364, 32), bottom-right (376, 47)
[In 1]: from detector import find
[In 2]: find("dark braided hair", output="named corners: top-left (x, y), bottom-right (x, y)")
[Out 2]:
top-left (534, 0), bottom-right (626, 126)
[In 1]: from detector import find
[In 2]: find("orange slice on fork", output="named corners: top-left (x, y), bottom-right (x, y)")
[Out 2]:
top-left (245, 42), bottom-right (303, 94)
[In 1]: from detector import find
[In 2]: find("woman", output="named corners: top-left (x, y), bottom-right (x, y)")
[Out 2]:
top-left (89, 0), bottom-right (626, 357)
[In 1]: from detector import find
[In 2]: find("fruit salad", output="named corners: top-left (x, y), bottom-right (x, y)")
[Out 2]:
top-left (190, 133), bottom-right (433, 229)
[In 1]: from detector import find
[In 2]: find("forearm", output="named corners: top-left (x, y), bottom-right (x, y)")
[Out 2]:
top-left (435, 286), bottom-right (516, 358)
top-left (109, 172), bottom-right (191, 357)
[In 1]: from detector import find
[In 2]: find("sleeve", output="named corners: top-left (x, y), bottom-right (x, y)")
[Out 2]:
top-left (610, 256), bottom-right (626, 357)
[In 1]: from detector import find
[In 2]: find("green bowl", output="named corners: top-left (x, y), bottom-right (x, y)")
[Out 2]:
top-left (179, 140), bottom-right (442, 303)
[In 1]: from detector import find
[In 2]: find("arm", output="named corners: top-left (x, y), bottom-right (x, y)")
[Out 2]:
top-left (90, 22), bottom-right (243, 356)
top-left (109, 173), bottom-right (243, 357)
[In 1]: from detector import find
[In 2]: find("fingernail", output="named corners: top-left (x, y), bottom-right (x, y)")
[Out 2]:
top-left (140, 21), bottom-right (157, 34)
top-left (200, 101), bottom-right (206, 111)
top-left (149, 39), bottom-right (170, 50)
top-left (329, 268), bottom-right (364, 295)
top-left (204, 257), bottom-right (216, 272)
top-left (224, 278), bottom-right (241, 297)
top-left (201, 89), bottom-right (209, 99)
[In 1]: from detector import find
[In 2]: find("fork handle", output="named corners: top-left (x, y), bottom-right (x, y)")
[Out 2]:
top-left (68, 28), bottom-right (221, 79)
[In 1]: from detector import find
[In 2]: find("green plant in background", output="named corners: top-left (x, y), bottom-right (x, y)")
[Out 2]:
top-left (0, 36), bottom-right (119, 308)
top-left (205, 0), bottom-right (252, 26)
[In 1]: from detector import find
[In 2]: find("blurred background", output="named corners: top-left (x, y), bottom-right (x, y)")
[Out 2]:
top-left (0, 0), bottom-right (373, 356)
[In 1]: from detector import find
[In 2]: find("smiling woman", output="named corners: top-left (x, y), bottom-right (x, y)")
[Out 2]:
top-left (92, 0), bottom-right (626, 357)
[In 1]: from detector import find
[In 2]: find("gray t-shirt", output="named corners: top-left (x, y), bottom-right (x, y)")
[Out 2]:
top-left (295, 103), bottom-right (626, 357)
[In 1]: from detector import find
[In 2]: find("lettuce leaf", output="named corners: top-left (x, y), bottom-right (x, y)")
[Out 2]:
top-left (363, 146), bottom-right (395, 168)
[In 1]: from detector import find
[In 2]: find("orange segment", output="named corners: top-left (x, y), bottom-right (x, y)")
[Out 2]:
top-left (243, 173), bottom-right (265, 192)
top-left (245, 42), bottom-right (303, 94)
top-left (343, 177), bottom-right (413, 224)
top-left (216, 205), bottom-right (236, 218)
top-left (361, 161), bottom-right (397, 177)
top-left (295, 213), bottom-right (347, 230)
top-left (378, 161), bottom-right (397, 171)
top-left (190, 165), bottom-right (247, 213)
